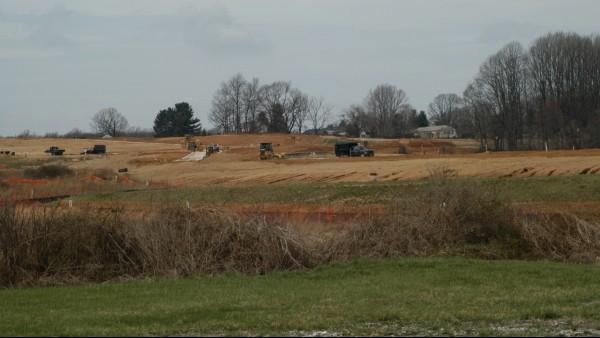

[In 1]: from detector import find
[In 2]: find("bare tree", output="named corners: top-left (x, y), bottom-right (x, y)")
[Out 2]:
top-left (366, 84), bottom-right (408, 137)
top-left (306, 97), bottom-right (333, 133)
top-left (241, 77), bottom-right (261, 132)
top-left (477, 41), bottom-right (528, 150)
top-left (428, 93), bottom-right (464, 126)
top-left (527, 32), bottom-right (600, 149)
top-left (91, 108), bottom-right (128, 137)
top-left (463, 80), bottom-right (494, 150)
top-left (259, 81), bottom-right (308, 133)
top-left (343, 104), bottom-right (373, 137)
top-left (210, 74), bottom-right (246, 134)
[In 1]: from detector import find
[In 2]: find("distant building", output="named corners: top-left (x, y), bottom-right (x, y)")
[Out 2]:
top-left (412, 125), bottom-right (457, 139)
top-left (359, 131), bottom-right (369, 138)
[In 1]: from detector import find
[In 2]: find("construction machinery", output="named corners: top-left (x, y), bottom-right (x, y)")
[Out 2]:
top-left (206, 143), bottom-right (220, 155)
top-left (80, 144), bottom-right (106, 155)
top-left (44, 146), bottom-right (65, 156)
top-left (182, 135), bottom-right (205, 152)
top-left (259, 143), bottom-right (285, 160)
top-left (335, 141), bottom-right (374, 157)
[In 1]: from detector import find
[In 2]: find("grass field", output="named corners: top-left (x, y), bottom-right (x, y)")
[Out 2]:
top-left (3, 136), bottom-right (600, 336)
top-left (1, 258), bottom-right (600, 336)
top-left (73, 175), bottom-right (600, 205)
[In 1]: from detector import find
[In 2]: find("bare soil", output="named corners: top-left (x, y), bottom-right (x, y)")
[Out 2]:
top-left (2, 135), bottom-right (600, 187)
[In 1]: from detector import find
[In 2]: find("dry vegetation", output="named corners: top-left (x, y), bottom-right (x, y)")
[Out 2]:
top-left (327, 179), bottom-right (600, 263)
top-left (0, 204), bottom-right (315, 287)
top-left (2, 176), bottom-right (599, 288)
top-left (2, 136), bottom-right (600, 288)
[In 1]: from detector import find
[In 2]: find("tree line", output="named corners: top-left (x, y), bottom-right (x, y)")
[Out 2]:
top-left (340, 84), bottom-right (431, 138)
top-left (209, 74), bottom-right (332, 134)
top-left (52, 31), bottom-right (600, 152)
top-left (425, 32), bottom-right (600, 151)
top-left (86, 103), bottom-right (204, 138)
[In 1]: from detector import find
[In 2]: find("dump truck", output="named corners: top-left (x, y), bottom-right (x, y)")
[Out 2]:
top-left (44, 146), bottom-right (65, 156)
top-left (335, 141), bottom-right (374, 157)
top-left (81, 144), bottom-right (106, 155)
top-left (259, 143), bottom-right (285, 160)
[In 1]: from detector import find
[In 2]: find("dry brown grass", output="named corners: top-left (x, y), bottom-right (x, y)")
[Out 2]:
top-left (324, 178), bottom-right (600, 263)
top-left (0, 204), bottom-right (315, 287)
top-left (2, 168), bottom-right (600, 288)
top-left (0, 166), bottom-right (143, 202)
top-left (23, 164), bottom-right (74, 179)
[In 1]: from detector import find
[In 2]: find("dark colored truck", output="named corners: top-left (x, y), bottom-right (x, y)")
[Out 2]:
top-left (335, 142), bottom-right (374, 157)
top-left (44, 146), bottom-right (65, 156)
top-left (81, 144), bottom-right (106, 155)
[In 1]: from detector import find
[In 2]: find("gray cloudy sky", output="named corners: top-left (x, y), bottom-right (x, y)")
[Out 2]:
top-left (1, 0), bottom-right (599, 135)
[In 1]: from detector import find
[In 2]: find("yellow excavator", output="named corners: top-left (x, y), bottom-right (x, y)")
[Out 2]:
top-left (182, 135), bottom-right (205, 152)
top-left (259, 143), bottom-right (285, 160)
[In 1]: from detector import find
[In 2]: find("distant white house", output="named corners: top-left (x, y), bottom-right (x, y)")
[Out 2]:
top-left (102, 134), bottom-right (113, 139)
top-left (413, 125), bottom-right (457, 139)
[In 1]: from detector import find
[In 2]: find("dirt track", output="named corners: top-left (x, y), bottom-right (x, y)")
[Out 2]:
top-left (2, 135), bottom-right (600, 186)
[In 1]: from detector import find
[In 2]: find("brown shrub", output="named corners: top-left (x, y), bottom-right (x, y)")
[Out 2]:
top-left (398, 144), bottom-right (409, 154)
top-left (93, 168), bottom-right (115, 180)
top-left (426, 164), bottom-right (457, 180)
top-left (129, 206), bottom-right (315, 276)
top-left (23, 164), bottom-right (74, 179)
top-left (324, 178), bottom-right (600, 263)
top-left (519, 211), bottom-right (600, 263)
top-left (324, 180), bottom-right (530, 261)
top-left (0, 204), bottom-right (315, 287)
top-left (2, 177), bottom-right (600, 288)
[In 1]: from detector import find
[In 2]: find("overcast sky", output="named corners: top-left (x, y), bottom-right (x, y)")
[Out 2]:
top-left (1, 0), bottom-right (599, 135)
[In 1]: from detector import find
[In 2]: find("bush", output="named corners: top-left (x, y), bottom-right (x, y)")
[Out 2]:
top-left (324, 177), bottom-right (600, 262)
top-left (0, 204), bottom-right (315, 287)
top-left (23, 165), bottom-right (74, 179)
top-left (324, 184), bottom-right (528, 261)
top-left (93, 168), bottom-right (115, 180)
top-left (398, 144), bottom-right (409, 154)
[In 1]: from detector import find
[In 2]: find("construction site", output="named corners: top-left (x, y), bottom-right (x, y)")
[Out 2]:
top-left (3, 134), bottom-right (600, 185)
top-left (3, 134), bottom-right (600, 336)
top-left (2, 133), bottom-right (600, 221)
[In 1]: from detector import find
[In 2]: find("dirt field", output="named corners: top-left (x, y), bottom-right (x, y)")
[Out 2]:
top-left (2, 134), bottom-right (600, 186)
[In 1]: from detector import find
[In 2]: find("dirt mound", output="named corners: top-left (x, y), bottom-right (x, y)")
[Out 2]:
top-left (6, 177), bottom-right (49, 185)
top-left (117, 175), bottom-right (137, 186)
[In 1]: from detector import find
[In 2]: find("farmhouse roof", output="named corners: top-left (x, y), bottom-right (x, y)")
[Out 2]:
top-left (414, 125), bottom-right (455, 132)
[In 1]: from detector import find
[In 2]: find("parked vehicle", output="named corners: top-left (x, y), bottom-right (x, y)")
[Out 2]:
top-left (206, 143), bottom-right (220, 155)
top-left (335, 141), bottom-right (374, 157)
top-left (81, 144), bottom-right (106, 155)
top-left (350, 145), bottom-right (375, 157)
top-left (44, 146), bottom-right (65, 156)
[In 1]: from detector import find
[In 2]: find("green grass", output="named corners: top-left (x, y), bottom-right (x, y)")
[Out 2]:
top-left (73, 175), bottom-right (600, 205)
top-left (1, 258), bottom-right (600, 336)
